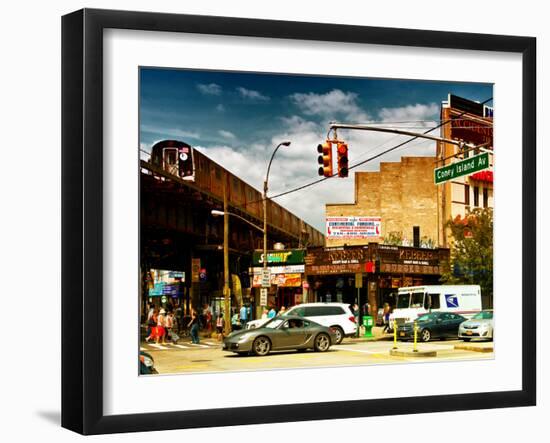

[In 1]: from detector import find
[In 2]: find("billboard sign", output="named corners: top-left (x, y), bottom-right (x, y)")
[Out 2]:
top-left (252, 249), bottom-right (305, 266)
top-left (326, 216), bottom-right (381, 239)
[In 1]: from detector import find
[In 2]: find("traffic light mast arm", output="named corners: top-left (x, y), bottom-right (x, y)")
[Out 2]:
top-left (328, 122), bottom-right (480, 150)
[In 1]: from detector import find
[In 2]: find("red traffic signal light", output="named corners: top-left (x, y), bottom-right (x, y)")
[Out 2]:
top-left (317, 141), bottom-right (333, 177)
top-left (337, 143), bottom-right (349, 178)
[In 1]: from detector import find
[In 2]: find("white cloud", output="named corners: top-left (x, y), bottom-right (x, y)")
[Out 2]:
top-left (289, 89), bottom-right (370, 123)
top-left (236, 87), bottom-right (270, 101)
top-left (141, 124), bottom-right (201, 140)
top-left (218, 130), bottom-right (236, 139)
top-left (379, 103), bottom-right (439, 123)
top-left (197, 83), bottom-right (222, 95)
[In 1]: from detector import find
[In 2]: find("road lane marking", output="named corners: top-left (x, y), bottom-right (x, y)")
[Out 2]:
top-left (148, 344), bottom-right (169, 350)
top-left (173, 344), bottom-right (190, 349)
top-left (190, 343), bottom-right (209, 348)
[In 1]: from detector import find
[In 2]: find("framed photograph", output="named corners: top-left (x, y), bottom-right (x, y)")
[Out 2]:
top-left (62, 8), bottom-right (536, 435)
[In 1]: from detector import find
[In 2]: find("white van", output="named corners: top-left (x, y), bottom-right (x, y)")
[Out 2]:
top-left (390, 285), bottom-right (482, 326)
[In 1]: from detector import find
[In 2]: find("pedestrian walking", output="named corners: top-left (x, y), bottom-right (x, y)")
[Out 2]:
top-left (216, 313), bottom-right (225, 341)
top-left (382, 303), bottom-right (392, 333)
top-left (231, 311), bottom-right (241, 331)
top-left (261, 308), bottom-right (268, 320)
top-left (239, 304), bottom-right (248, 328)
top-left (156, 308), bottom-right (167, 345)
top-left (145, 308), bottom-right (158, 342)
top-left (205, 307), bottom-right (213, 334)
top-left (279, 306), bottom-right (286, 315)
top-left (188, 309), bottom-right (200, 344)
top-left (352, 303), bottom-right (360, 337)
top-left (267, 307), bottom-right (276, 318)
top-left (165, 310), bottom-right (174, 342)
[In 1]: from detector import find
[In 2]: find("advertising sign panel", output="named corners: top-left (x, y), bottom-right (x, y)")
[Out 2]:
top-left (326, 216), bottom-right (381, 239)
top-left (252, 249), bottom-right (305, 266)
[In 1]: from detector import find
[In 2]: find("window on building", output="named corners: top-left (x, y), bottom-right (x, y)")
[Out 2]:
top-left (483, 187), bottom-right (489, 208)
top-left (413, 226), bottom-right (420, 247)
top-left (464, 184), bottom-right (470, 206)
top-left (473, 186), bottom-right (479, 207)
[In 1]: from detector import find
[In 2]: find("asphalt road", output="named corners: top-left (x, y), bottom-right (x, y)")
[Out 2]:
top-left (141, 337), bottom-right (494, 375)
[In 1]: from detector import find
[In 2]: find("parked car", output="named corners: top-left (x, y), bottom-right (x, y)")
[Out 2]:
top-left (139, 351), bottom-right (158, 375)
top-left (223, 315), bottom-right (337, 356)
top-left (397, 311), bottom-right (466, 342)
top-left (458, 310), bottom-right (494, 341)
top-left (283, 303), bottom-right (357, 344)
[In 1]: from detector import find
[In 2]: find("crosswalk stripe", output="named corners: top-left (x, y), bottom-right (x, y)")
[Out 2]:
top-left (140, 347), bottom-right (146, 351)
top-left (149, 343), bottom-right (169, 350)
top-left (189, 343), bottom-right (209, 348)
top-left (173, 344), bottom-right (189, 349)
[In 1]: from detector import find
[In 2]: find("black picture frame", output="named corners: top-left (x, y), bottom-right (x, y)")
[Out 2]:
top-left (62, 8), bottom-right (536, 435)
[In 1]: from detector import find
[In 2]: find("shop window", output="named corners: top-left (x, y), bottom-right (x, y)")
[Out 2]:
top-left (464, 184), bottom-right (470, 206)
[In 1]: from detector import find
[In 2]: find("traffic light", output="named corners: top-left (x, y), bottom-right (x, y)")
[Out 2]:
top-left (317, 141), bottom-right (333, 177)
top-left (337, 142), bottom-right (349, 177)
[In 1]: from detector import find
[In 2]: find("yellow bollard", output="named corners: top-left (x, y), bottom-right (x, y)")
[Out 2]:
top-left (393, 319), bottom-right (398, 349)
top-left (413, 320), bottom-right (418, 352)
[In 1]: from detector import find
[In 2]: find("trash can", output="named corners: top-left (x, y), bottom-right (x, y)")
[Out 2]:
top-left (362, 315), bottom-right (374, 337)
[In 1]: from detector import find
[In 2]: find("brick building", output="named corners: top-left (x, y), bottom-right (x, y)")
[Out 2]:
top-left (437, 94), bottom-right (494, 246)
top-left (326, 156), bottom-right (439, 248)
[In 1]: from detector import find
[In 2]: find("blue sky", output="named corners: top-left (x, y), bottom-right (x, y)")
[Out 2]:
top-left (140, 68), bottom-right (492, 231)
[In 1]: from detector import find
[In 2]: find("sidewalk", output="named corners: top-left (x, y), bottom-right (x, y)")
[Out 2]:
top-left (346, 326), bottom-right (394, 342)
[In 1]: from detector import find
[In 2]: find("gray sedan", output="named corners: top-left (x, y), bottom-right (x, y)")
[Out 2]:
top-left (458, 310), bottom-right (494, 341)
top-left (223, 315), bottom-right (337, 356)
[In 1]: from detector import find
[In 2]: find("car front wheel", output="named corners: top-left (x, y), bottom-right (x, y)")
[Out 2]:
top-left (314, 333), bottom-right (331, 352)
top-left (252, 336), bottom-right (271, 356)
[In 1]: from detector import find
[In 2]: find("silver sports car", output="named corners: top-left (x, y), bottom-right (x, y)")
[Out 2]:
top-left (223, 315), bottom-right (337, 356)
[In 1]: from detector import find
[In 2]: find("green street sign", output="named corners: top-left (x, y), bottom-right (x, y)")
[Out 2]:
top-left (434, 152), bottom-right (490, 185)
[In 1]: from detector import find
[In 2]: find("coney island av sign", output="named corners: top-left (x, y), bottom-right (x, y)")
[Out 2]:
top-left (434, 152), bottom-right (490, 184)
top-left (326, 216), bottom-right (381, 239)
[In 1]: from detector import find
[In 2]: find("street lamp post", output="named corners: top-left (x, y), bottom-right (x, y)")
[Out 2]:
top-left (263, 142), bottom-right (291, 312)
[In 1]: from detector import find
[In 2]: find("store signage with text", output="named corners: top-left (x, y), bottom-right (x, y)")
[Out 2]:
top-left (326, 216), bottom-right (381, 239)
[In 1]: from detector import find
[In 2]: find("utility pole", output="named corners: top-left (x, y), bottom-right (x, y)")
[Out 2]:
top-left (223, 172), bottom-right (231, 336)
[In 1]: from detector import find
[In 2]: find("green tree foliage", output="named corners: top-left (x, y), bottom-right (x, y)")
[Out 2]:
top-left (441, 208), bottom-right (493, 300)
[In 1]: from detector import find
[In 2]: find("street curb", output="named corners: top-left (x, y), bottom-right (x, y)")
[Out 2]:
top-left (390, 349), bottom-right (437, 357)
top-left (454, 344), bottom-right (494, 353)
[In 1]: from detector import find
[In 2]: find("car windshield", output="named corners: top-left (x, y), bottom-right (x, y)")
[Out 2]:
top-left (416, 313), bottom-right (436, 322)
top-left (264, 318), bottom-right (285, 329)
top-left (472, 311), bottom-right (493, 320)
top-left (396, 293), bottom-right (410, 309)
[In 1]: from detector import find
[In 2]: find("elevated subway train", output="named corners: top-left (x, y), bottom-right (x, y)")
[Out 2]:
top-left (148, 140), bottom-right (324, 247)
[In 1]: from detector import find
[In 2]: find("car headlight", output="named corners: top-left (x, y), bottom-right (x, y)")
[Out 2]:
top-left (140, 354), bottom-right (154, 368)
